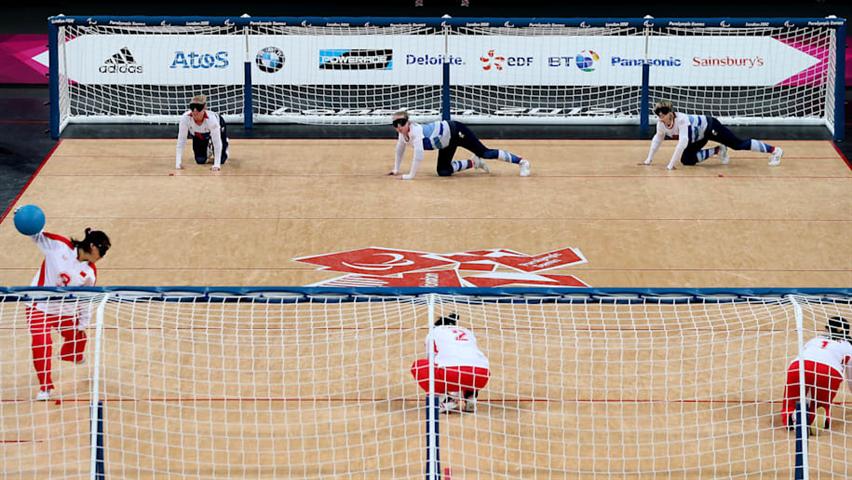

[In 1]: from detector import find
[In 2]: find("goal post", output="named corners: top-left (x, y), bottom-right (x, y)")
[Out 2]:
top-left (48, 16), bottom-right (846, 140)
top-left (1, 287), bottom-right (850, 479)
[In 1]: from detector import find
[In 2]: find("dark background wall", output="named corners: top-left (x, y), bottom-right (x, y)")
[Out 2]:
top-left (4, 0), bottom-right (852, 33)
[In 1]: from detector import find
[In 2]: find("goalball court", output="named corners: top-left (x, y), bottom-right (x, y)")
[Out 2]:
top-left (0, 136), bottom-right (849, 479)
top-left (0, 12), bottom-right (850, 480)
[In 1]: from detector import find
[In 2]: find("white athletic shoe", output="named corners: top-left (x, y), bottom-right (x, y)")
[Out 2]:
top-left (719, 145), bottom-right (730, 165)
top-left (439, 394), bottom-right (460, 414)
top-left (519, 159), bottom-right (531, 177)
top-left (36, 389), bottom-right (52, 401)
top-left (768, 147), bottom-right (783, 166)
top-left (461, 398), bottom-right (477, 413)
top-left (472, 156), bottom-right (490, 174)
top-left (206, 143), bottom-right (215, 162)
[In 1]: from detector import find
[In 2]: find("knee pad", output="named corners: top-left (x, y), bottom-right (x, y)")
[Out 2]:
top-left (194, 155), bottom-right (207, 165)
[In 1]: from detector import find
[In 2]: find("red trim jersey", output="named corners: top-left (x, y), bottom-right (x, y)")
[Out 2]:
top-left (29, 231), bottom-right (97, 317)
top-left (425, 325), bottom-right (489, 369)
top-left (793, 336), bottom-right (852, 383)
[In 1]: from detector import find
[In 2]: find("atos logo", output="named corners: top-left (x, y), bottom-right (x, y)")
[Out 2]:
top-left (719, 20), bottom-right (731, 28)
top-left (170, 51), bottom-right (229, 69)
top-left (480, 50), bottom-right (533, 71)
top-left (575, 50), bottom-right (599, 72)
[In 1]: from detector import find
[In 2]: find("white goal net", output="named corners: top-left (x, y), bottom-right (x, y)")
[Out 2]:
top-left (1, 289), bottom-right (850, 479)
top-left (49, 17), bottom-right (844, 135)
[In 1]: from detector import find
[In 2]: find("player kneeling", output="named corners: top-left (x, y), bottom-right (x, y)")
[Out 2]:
top-left (780, 316), bottom-right (852, 435)
top-left (410, 313), bottom-right (490, 413)
top-left (175, 94), bottom-right (230, 172)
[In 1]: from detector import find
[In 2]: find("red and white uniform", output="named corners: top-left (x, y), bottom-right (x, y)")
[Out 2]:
top-left (175, 110), bottom-right (223, 169)
top-left (27, 231), bottom-right (96, 392)
top-left (411, 325), bottom-right (491, 395)
top-left (780, 336), bottom-right (852, 427)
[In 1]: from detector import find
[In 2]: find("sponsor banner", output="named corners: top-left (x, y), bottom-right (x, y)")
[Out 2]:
top-left (39, 34), bottom-right (820, 86)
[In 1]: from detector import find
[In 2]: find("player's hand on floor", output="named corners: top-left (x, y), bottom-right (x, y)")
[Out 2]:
top-left (401, 174), bottom-right (414, 180)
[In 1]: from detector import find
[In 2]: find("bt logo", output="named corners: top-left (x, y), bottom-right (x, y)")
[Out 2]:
top-left (575, 50), bottom-right (599, 72)
top-left (170, 51), bottom-right (230, 69)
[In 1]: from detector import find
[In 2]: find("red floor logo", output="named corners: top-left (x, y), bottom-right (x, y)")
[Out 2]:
top-left (294, 247), bottom-right (589, 287)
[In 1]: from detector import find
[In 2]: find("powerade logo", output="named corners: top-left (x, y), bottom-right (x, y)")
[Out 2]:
top-left (170, 51), bottom-right (229, 69)
top-left (99, 47), bottom-right (143, 74)
top-left (575, 50), bottom-right (599, 72)
top-left (319, 49), bottom-right (393, 70)
top-left (611, 56), bottom-right (681, 67)
top-left (256, 47), bottom-right (285, 73)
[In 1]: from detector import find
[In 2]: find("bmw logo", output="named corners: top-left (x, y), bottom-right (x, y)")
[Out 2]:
top-left (256, 47), bottom-right (285, 73)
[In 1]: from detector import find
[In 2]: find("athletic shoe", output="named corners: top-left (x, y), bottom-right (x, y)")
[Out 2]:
top-left (519, 159), bottom-right (531, 177)
top-left (810, 406), bottom-right (828, 436)
top-left (462, 398), bottom-right (477, 413)
top-left (207, 143), bottom-right (215, 162)
top-left (439, 394), bottom-right (460, 414)
top-left (36, 389), bottom-right (52, 401)
top-left (719, 145), bottom-right (730, 165)
top-left (769, 147), bottom-right (783, 166)
top-left (472, 156), bottom-right (490, 174)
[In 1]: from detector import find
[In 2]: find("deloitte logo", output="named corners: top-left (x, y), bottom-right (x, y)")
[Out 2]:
top-left (256, 47), bottom-right (285, 73)
top-left (575, 50), bottom-right (599, 72)
top-left (99, 47), bottom-right (143, 74)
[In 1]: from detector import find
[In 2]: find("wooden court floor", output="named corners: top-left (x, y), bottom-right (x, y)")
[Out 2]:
top-left (0, 138), bottom-right (849, 287)
top-left (0, 138), bottom-right (850, 478)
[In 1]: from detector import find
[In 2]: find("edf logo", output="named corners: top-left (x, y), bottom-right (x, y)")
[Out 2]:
top-left (480, 50), bottom-right (533, 71)
top-left (170, 51), bottom-right (230, 69)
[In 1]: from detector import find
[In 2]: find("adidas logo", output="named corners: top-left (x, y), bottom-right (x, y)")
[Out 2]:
top-left (99, 47), bottom-right (143, 74)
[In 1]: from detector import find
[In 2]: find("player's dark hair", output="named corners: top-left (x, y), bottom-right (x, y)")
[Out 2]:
top-left (434, 313), bottom-right (458, 327)
top-left (72, 228), bottom-right (111, 257)
top-left (826, 316), bottom-right (851, 342)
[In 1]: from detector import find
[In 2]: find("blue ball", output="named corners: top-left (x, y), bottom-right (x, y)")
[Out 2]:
top-left (13, 204), bottom-right (46, 235)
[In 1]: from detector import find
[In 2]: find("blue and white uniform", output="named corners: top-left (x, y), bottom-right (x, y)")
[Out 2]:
top-left (645, 113), bottom-right (708, 170)
top-left (394, 120), bottom-right (452, 179)
top-left (176, 110), bottom-right (226, 170)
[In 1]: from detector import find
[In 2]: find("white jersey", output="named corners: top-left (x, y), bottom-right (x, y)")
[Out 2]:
top-left (29, 231), bottom-right (97, 319)
top-left (394, 120), bottom-right (452, 179)
top-left (793, 336), bottom-right (852, 381)
top-left (175, 110), bottom-right (223, 169)
top-left (645, 113), bottom-right (710, 169)
top-left (425, 325), bottom-right (489, 369)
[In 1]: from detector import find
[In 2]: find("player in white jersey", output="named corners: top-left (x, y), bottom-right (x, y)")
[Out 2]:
top-left (780, 316), bottom-right (852, 435)
top-left (410, 313), bottom-right (491, 413)
top-left (390, 111), bottom-right (530, 179)
top-left (175, 94), bottom-right (229, 172)
top-left (24, 226), bottom-right (111, 400)
top-left (642, 100), bottom-right (783, 170)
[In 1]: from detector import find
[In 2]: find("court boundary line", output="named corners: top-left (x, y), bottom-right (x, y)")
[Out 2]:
top-left (0, 140), bottom-right (61, 224)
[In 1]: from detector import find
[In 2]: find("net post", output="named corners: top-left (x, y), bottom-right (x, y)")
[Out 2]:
top-left (640, 62), bottom-right (650, 138)
top-left (831, 18), bottom-right (846, 142)
top-left (48, 19), bottom-right (60, 139)
top-left (790, 296), bottom-right (809, 480)
top-left (425, 293), bottom-right (441, 480)
top-left (441, 17), bottom-right (451, 122)
top-left (89, 294), bottom-right (110, 480)
top-left (639, 18), bottom-right (652, 138)
top-left (243, 24), bottom-right (253, 131)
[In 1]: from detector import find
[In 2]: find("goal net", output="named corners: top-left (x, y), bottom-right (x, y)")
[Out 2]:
top-left (1, 288), bottom-right (850, 479)
top-left (48, 16), bottom-right (845, 137)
